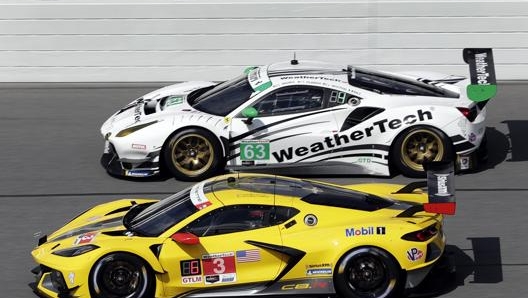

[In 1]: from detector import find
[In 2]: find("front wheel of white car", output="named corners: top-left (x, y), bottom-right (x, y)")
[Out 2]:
top-left (163, 128), bottom-right (223, 181)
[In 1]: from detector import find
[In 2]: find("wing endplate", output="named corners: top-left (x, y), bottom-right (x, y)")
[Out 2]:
top-left (423, 161), bottom-right (456, 215)
top-left (463, 48), bottom-right (497, 102)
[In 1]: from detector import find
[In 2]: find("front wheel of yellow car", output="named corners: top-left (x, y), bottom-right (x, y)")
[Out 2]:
top-left (334, 247), bottom-right (402, 298)
top-left (89, 253), bottom-right (154, 298)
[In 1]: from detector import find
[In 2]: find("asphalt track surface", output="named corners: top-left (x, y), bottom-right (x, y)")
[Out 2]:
top-left (1, 82), bottom-right (527, 298)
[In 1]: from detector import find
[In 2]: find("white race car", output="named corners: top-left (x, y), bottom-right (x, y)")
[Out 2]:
top-left (101, 49), bottom-right (495, 181)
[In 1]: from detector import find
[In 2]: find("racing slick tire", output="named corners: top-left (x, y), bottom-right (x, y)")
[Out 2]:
top-left (392, 126), bottom-right (453, 177)
top-left (89, 252), bottom-right (154, 298)
top-left (163, 128), bottom-right (223, 181)
top-left (334, 247), bottom-right (402, 298)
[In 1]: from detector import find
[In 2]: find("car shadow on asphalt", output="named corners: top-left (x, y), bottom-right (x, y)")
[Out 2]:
top-left (411, 237), bottom-right (503, 297)
top-left (501, 120), bottom-right (528, 162)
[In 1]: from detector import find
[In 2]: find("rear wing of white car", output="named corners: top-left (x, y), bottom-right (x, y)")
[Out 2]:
top-left (463, 48), bottom-right (497, 102)
top-left (395, 161), bottom-right (456, 217)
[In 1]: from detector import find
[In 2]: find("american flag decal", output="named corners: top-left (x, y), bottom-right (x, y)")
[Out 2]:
top-left (236, 249), bottom-right (261, 262)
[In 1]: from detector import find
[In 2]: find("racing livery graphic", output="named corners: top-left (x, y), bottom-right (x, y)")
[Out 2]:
top-left (31, 165), bottom-right (455, 298)
top-left (100, 49), bottom-right (495, 180)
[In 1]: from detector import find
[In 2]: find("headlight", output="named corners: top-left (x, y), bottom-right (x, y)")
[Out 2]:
top-left (52, 245), bottom-right (99, 257)
top-left (116, 121), bottom-right (158, 137)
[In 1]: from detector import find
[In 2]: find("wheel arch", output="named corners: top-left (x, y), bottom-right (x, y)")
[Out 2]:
top-left (88, 250), bottom-right (160, 298)
top-left (334, 245), bottom-right (404, 275)
top-left (388, 124), bottom-right (455, 172)
top-left (159, 125), bottom-right (227, 172)
top-left (333, 245), bottom-right (406, 298)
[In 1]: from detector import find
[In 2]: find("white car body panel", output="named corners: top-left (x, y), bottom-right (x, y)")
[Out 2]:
top-left (100, 60), bottom-right (488, 178)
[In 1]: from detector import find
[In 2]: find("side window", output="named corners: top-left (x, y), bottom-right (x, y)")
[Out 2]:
top-left (181, 205), bottom-right (299, 237)
top-left (252, 87), bottom-right (324, 116)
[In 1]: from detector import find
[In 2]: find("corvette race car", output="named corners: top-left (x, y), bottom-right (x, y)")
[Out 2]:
top-left (31, 163), bottom-right (456, 298)
top-left (100, 49), bottom-right (495, 181)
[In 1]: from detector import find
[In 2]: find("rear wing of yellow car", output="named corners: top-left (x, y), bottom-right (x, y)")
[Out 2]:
top-left (395, 161), bottom-right (455, 217)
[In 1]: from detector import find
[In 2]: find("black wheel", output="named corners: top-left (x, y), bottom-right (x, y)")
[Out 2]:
top-left (162, 128), bottom-right (223, 181)
top-left (334, 247), bottom-right (402, 298)
top-left (89, 253), bottom-right (154, 298)
top-left (392, 126), bottom-right (453, 177)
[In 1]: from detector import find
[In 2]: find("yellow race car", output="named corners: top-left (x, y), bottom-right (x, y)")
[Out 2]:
top-left (31, 164), bottom-right (455, 298)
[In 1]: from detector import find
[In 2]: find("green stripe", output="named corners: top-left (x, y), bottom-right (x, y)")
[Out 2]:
top-left (254, 81), bottom-right (272, 92)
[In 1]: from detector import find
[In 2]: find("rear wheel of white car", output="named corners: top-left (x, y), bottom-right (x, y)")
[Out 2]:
top-left (89, 253), bottom-right (154, 298)
top-left (393, 126), bottom-right (453, 177)
top-left (163, 128), bottom-right (223, 181)
top-left (334, 247), bottom-right (402, 298)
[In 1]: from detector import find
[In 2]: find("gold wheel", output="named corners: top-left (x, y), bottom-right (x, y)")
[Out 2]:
top-left (170, 133), bottom-right (214, 177)
top-left (400, 129), bottom-right (445, 172)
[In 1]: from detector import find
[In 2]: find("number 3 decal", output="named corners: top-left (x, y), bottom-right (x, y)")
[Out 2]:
top-left (213, 258), bottom-right (226, 274)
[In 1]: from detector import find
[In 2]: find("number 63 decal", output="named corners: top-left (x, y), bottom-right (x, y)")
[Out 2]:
top-left (240, 141), bottom-right (270, 161)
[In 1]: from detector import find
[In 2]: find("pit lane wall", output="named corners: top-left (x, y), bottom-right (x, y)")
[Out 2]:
top-left (1, 0), bottom-right (527, 82)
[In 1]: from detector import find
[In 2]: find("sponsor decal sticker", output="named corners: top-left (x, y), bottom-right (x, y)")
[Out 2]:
top-left (205, 275), bottom-right (220, 284)
top-left (240, 140), bottom-right (270, 161)
top-left (220, 273), bottom-right (237, 282)
top-left (73, 232), bottom-right (98, 245)
top-left (459, 156), bottom-right (470, 170)
top-left (134, 98), bottom-right (144, 123)
top-left (131, 143), bottom-right (147, 150)
top-left (236, 249), bottom-right (261, 263)
top-left (357, 157), bottom-right (372, 163)
top-left (272, 109), bottom-right (432, 162)
top-left (434, 174), bottom-right (450, 197)
top-left (202, 252), bottom-right (237, 284)
top-left (165, 95), bottom-right (184, 107)
top-left (190, 181), bottom-right (212, 210)
top-left (345, 226), bottom-right (386, 237)
top-left (407, 248), bottom-right (424, 262)
top-left (182, 276), bottom-right (203, 284)
top-left (306, 263), bottom-right (332, 269)
top-left (68, 272), bottom-right (75, 285)
top-left (125, 170), bottom-right (152, 177)
top-left (281, 280), bottom-right (331, 291)
top-left (469, 133), bottom-right (477, 142)
top-left (307, 268), bottom-right (332, 275)
top-left (248, 67), bottom-right (272, 92)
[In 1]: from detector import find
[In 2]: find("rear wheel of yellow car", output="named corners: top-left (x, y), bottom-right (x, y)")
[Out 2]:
top-left (162, 128), bottom-right (223, 181)
top-left (89, 253), bottom-right (154, 298)
top-left (392, 126), bottom-right (453, 177)
top-left (334, 247), bottom-right (402, 298)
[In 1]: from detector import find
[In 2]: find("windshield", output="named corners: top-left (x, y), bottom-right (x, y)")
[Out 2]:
top-left (191, 74), bottom-right (254, 116)
top-left (129, 187), bottom-right (199, 236)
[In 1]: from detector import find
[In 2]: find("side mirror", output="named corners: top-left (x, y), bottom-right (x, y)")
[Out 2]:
top-left (171, 232), bottom-right (200, 245)
top-left (241, 107), bottom-right (258, 125)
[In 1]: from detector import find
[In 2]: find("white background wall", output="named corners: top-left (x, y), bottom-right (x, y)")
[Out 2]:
top-left (0, 0), bottom-right (526, 82)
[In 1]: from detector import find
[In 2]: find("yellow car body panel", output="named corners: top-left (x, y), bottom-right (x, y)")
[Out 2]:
top-left (31, 173), bottom-right (452, 298)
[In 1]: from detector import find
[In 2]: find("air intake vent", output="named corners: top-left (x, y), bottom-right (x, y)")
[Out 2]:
top-left (340, 107), bottom-right (385, 131)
